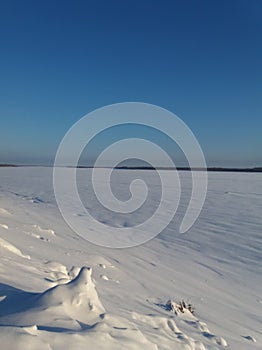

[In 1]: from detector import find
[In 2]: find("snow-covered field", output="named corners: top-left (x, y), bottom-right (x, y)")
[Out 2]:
top-left (0, 167), bottom-right (261, 349)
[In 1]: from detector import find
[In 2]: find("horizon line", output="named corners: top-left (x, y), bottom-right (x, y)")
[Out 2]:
top-left (1, 164), bottom-right (262, 173)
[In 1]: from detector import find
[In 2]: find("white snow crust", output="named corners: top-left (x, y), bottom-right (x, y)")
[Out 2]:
top-left (0, 167), bottom-right (261, 349)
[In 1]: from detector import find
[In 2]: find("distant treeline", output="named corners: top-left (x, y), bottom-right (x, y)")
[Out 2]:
top-left (111, 166), bottom-right (262, 173)
top-left (1, 164), bottom-right (262, 173)
top-left (0, 164), bottom-right (17, 167)
top-left (74, 165), bottom-right (262, 172)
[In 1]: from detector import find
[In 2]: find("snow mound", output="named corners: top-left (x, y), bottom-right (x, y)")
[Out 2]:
top-left (0, 266), bottom-right (105, 332)
top-left (37, 266), bottom-right (105, 315)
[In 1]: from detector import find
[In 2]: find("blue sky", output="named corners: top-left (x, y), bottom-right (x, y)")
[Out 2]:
top-left (0, 0), bottom-right (261, 167)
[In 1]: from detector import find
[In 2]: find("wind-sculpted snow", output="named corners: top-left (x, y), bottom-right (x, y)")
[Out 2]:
top-left (0, 267), bottom-right (215, 350)
top-left (0, 167), bottom-right (261, 349)
top-left (0, 237), bottom-right (30, 259)
top-left (0, 265), bottom-right (225, 350)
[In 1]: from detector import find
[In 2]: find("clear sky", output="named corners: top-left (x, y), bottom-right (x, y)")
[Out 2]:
top-left (0, 0), bottom-right (261, 167)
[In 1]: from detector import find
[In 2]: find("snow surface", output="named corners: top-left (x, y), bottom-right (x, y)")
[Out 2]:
top-left (0, 167), bottom-right (261, 349)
